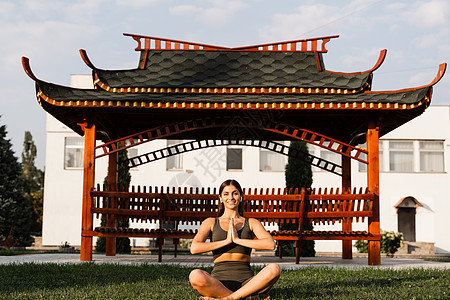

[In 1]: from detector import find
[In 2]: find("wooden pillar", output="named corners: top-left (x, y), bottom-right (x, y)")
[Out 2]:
top-left (367, 121), bottom-right (381, 265)
top-left (106, 151), bottom-right (117, 256)
top-left (341, 155), bottom-right (352, 259)
top-left (80, 121), bottom-right (95, 261)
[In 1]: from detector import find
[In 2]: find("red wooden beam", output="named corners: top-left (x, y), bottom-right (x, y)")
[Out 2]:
top-left (79, 121), bottom-right (96, 261)
top-left (367, 120), bottom-right (381, 266)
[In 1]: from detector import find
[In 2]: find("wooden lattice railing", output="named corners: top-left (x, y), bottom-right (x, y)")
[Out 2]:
top-left (86, 185), bottom-right (378, 263)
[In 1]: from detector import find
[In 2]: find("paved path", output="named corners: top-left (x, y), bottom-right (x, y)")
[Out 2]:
top-left (1, 254), bottom-right (449, 270)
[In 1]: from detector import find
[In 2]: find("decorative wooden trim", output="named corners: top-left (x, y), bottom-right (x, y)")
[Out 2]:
top-left (93, 79), bottom-right (362, 95)
top-left (230, 35), bottom-right (338, 53)
top-left (37, 87), bottom-right (429, 112)
top-left (124, 33), bottom-right (231, 51)
top-left (124, 33), bottom-right (339, 53)
top-left (79, 49), bottom-right (96, 70)
top-left (120, 139), bottom-right (343, 175)
top-left (94, 117), bottom-right (368, 164)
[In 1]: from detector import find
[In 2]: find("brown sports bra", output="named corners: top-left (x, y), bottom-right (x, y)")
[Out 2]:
top-left (210, 218), bottom-right (255, 256)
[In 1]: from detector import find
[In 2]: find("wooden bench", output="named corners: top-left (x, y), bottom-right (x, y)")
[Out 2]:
top-left (86, 185), bottom-right (379, 263)
top-left (243, 187), bottom-right (377, 263)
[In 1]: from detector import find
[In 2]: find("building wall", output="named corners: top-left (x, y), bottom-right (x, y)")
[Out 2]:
top-left (42, 76), bottom-right (450, 253)
top-left (377, 106), bottom-right (450, 253)
top-left (42, 115), bottom-right (104, 246)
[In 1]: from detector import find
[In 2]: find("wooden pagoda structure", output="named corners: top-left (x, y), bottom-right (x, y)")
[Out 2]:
top-left (22, 33), bottom-right (446, 265)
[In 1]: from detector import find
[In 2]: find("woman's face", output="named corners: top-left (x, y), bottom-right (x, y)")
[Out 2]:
top-left (220, 184), bottom-right (241, 210)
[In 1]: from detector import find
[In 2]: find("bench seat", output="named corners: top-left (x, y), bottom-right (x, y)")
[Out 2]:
top-left (92, 227), bottom-right (197, 239)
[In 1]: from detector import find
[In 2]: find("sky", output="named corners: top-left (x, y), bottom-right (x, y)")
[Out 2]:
top-left (0, 0), bottom-right (449, 169)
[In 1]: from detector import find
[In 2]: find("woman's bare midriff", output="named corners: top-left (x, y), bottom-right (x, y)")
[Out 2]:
top-left (213, 252), bottom-right (251, 263)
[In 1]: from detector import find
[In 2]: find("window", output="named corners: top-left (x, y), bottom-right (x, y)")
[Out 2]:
top-left (358, 142), bottom-right (383, 172)
top-left (259, 143), bottom-right (286, 171)
top-left (166, 140), bottom-right (183, 170)
top-left (64, 137), bottom-right (84, 169)
top-left (389, 141), bottom-right (414, 172)
top-left (420, 141), bottom-right (444, 172)
top-left (359, 140), bottom-right (444, 173)
top-left (227, 147), bottom-right (242, 170)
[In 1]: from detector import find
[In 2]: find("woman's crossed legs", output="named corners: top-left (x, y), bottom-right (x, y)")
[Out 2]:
top-left (189, 263), bottom-right (281, 299)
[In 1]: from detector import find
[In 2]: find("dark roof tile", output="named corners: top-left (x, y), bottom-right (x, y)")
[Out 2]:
top-left (95, 50), bottom-right (371, 89)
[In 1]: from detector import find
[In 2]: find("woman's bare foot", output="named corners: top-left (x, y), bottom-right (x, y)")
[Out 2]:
top-left (199, 294), bottom-right (270, 300)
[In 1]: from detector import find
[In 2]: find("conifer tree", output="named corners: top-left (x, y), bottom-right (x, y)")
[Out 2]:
top-left (283, 140), bottom-right (315, 257)
top-left (0, 117), bottom-right (33, 247)
top-left (21, 131), bottom-right (44, 234)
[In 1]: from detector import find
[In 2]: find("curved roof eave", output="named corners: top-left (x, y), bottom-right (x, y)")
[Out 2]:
top-left (23, 56), bottom-right (445, 113)
top-left (79, 49), bottom-right (138, 72)
top-left (31, 80), bottom-right (432, 112)
top-left (325, 49), bottom-right (387, 76)
top-left (365, 62), bottom-right (446, 94)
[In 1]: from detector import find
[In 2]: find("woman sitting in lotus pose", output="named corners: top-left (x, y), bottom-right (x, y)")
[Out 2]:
top-left (189, 179), bottom-right (281, 299)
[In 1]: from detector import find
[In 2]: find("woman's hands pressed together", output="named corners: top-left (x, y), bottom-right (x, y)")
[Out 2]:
top-left (225, 217), bottom-right (234, 244)
top-left (228, 218), bottom-right (240, 244)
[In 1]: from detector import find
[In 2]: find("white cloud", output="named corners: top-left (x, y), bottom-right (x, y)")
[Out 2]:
top-left (115, 0), bottom-right (159, 9)
top-left (169, 5), bottom-right (199, 16)
top-left (386, 2), bottom-right (407, 11)
top-left (0, 19), bottom-right (101, 80)
top-left (23, 0), bottom-right (63, 13)
top-left (0, 1), bottom-right (16, 15)
top-left (259, 4), bottom-right (339, 41)
top-left (169, 0), bottom-right (248, 28)
top-left (340, 48), bottom-right (384, 70)
top-left (412, 35), bottom-right (438, 50)
top-left (406, 0), bottom-right (450, 28)
top-left (408, 71), bottom-right (436, 87)
top-left (63, 0), bottom-right (108, 22)
top-left (256, 0), bottom-right (388, 42)
top-left (387, 0), bottom-right (450, 54)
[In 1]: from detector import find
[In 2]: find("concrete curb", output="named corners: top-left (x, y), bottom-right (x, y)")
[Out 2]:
top-left (1, 253), bottom-right (449, 270)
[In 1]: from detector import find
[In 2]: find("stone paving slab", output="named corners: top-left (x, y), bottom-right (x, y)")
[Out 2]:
top-left (1, 253), bottom-right (449, 270)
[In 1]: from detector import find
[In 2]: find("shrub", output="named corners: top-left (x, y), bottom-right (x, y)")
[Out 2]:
top-left (355, 230), bottom-right (403, 256)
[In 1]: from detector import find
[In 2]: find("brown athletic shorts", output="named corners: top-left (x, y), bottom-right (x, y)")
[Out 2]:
top-left (211, 261), bottom-right (254, 292)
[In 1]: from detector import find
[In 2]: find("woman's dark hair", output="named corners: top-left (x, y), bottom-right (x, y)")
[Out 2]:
top-left (217, 179), bottom-right (244, 217)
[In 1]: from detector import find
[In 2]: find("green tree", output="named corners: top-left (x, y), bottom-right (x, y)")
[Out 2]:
top-left (281, 140), bottom-right (315, 257)
top-left (95, 149), bottom-right (131, 253)
top-left (21, 131), bottom-right (44, 234)
top-left (0, 117), bottom-right (33, 247)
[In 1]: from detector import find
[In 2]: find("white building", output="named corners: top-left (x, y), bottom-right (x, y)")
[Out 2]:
top-left (42, 75), bottom-right (450, 254)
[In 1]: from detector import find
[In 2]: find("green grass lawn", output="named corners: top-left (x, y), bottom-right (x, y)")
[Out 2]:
top-left (0, 263), bottom-right (448, 299)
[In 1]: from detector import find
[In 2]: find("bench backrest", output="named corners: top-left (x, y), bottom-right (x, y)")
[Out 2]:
top-left (91, 185), bottom-right (373, 227)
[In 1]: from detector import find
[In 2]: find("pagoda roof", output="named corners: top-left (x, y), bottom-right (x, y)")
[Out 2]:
top-left (86, 34), bottom-right (386, 93)
top-left (22, 34), bottom-right (446, 145)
